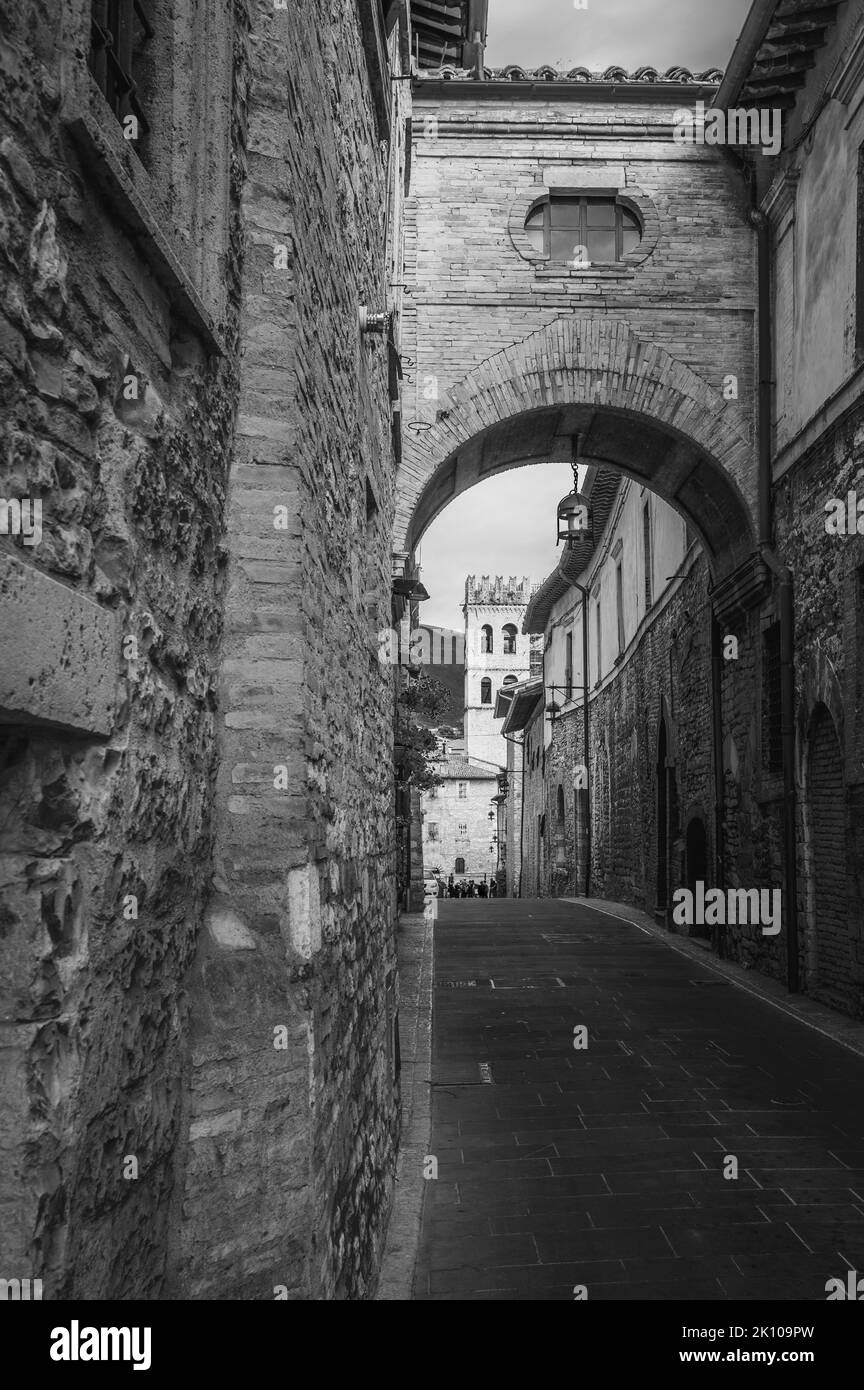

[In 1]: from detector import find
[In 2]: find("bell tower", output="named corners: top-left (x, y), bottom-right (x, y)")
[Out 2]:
top-left (463, 575), bottom-right (536, 769)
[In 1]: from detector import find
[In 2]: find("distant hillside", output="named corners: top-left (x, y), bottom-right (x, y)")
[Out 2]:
top-left (417, 624), bottom-right (464, 731)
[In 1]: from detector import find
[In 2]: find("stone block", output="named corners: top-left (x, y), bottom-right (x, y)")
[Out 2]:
top-left (0, 552), bottom-right (117, 735)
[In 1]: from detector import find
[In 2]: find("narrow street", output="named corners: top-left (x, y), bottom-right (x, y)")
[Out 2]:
top-left (413, 900), bottom-right (864, 1301)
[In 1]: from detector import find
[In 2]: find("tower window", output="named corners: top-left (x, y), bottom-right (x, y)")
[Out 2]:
top-left (455, 857), bottom-right (465, 874)
top-left (524, 195), bottom-right (642, 264)
top-left (480, 677), bottom-right (492, 704)
top-left (503, 624), bottom-right (517, 655)
top-left (458, 782), bottom-right (467, 799)
top-left (427, 822), bottom-right (439, 841)
top-left (481, 624), bottom-right (493, 654)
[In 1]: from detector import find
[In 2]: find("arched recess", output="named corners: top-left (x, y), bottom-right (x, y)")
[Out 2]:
top-left (396, 317), bottom-right (756, 584)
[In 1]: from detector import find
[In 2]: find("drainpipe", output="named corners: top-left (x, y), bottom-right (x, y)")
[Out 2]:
top-left (558, 563), bottom-right (592, 898)
top-left (751, 202), bottom-right (799, 994)
top-left (504, 728), bottom-right (526, 899)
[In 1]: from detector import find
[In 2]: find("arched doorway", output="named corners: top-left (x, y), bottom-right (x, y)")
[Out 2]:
top-left (807, 704), bottom-right (850, 1010)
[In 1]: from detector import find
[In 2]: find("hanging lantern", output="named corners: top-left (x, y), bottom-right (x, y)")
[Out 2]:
top-left (556, 491), bottom-right (592, 548)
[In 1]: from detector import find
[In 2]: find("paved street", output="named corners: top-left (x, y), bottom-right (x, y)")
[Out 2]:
top-left (413, 899), bottom-right (864, 1301)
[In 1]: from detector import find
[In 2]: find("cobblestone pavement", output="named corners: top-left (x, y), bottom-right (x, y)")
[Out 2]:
top-left (412, 899), bottom-right (864, 1301)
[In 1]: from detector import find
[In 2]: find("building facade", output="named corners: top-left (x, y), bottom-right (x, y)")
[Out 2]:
top-left (422, 751), bottom-right (499, 884)
top-left (463, 574), bottom-right (536, 769)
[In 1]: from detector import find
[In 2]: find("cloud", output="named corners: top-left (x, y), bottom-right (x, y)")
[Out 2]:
top-left (417, 463), bottom-right (570, 628)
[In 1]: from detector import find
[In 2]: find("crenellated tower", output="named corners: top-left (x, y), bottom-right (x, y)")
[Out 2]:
top-left (463, 575), bottom-right (538, 769)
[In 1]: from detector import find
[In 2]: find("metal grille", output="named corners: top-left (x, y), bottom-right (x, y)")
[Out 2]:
top-left (89, 0), bottom-right (153, 136)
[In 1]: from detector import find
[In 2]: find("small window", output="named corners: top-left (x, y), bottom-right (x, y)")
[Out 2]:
top-left (427, 822), bottom-right (439, 841)
top-left (480, 678), bottom-right (492, 704)
top-left (458, 782), bottom-right (467, 798)
top-left (455, 857), bottom-right (465, 874)
top-left (525, 195), bottom-right (642, 264)
top-left (502, 675), bottom-right (517, 686)
top-left (481, 624), bottom-right (493, 654)
top-left (503, 624), bottom-right (517, 655)
top-left (457, 823), bottom-right (467, 837)
top-left (89, 1), bottom-right (154, 141)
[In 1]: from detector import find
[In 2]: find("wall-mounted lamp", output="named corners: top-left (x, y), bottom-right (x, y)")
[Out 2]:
top-left (359, 306), bottom-right (391, 335)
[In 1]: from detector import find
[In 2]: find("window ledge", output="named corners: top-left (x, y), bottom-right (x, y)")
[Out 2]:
top-left (535, 262), bottom-right (637, 280)
top-left (63, 75), bottom-right (224, 356)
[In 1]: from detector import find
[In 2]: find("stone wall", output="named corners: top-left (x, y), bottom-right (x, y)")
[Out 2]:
top-left (0, 0), bottom-right (240, 1297)
top-left (774, 401), bottom-right (864, 1018)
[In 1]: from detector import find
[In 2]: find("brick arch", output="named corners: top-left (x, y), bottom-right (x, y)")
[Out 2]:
top-left (397, 317), bottom-right (756, 581)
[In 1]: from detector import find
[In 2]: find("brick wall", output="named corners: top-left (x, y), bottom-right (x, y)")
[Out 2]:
top-left (177, 1), bottom-right (407, 1299)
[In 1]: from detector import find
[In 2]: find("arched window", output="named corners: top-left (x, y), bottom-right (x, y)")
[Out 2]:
top-left (480, 677), bottom-right (492, 704)
top-left (503, 624), bottom-right (517, 655)
top-left (503, 675), bottom-right (517, 686)
top-left (525, 195), bottom-right (642, 264)
top-left (481, 624), bottom-right (493, 654)
top-left (455, 856), bottom-right (465, 875)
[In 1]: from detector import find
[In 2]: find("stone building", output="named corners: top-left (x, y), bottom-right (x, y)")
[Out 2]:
top-left (493, 0), bottom-right (864, 1020)
top-left (463, 574), bottom-right (536, 768)
top-left (511, 469), bottom-right (711, 919)
top-left (421, 749), bottom-right (499, 884)
top-left (400, 0), bottom-right (864, 1019)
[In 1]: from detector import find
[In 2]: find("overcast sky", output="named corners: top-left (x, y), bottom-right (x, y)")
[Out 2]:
top-left (416, 0), bottom-right (750, 631)
top-left (484, 0), bottom-right (751, 73)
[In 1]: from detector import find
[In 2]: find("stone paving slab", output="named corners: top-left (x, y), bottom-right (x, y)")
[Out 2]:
top-left (412, 899), bottom-right (864, 1302)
